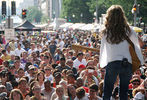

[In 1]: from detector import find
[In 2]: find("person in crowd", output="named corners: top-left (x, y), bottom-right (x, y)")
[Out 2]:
top-left (16, 68), bottom-right (25, 81)
top-left (28, 43), bottom-right (36, 55)
top-left (88, 83), bottom-right (102, 100)
top-left (14, 43), bottom-right (25, 57)
top-left (9, 89), bottom-right (24, 100)
top-left (49, 40), bottom-right (57, 59)
top-left (130, 78), bottom-right (141, 90)
top-left (27, 65), bottom-right (37, 82)
top-left (73, 52), bottom-right (87, 70)
top-left (66, 59), bottom-right (77, 76)
top-left (67, 84), bottom-right (76, 100)
top-left (74, 87), bottom-right (88, 100)
top-left (52, 72), bottom-right (62, 87)
top-left (44, 66), bottom-right (53, 82)
top-left (56, 57), bottom-right (71, 72)
top-left (99, 5), bottom-right (144, 100)
top-left (9, 40), bottom-right (16, 51)
top-left (18, 78), bottom-right (29, 97)
top-left (55, 85), bottom-right (67, 100)
top-left (31, 85), bottom-right (47, 100)
top-left (36, 71), bottom-right (45, 89)
top-left (20, 51), bottom-right (28, 66)
top-left (0, 70), bottom-right (13, 94)
top-left (1, 49), bottom-right (11, 61)
top-left (41, 79), bottom-right (55, 100)
top-left (67, 73), bottom-right (75, 85)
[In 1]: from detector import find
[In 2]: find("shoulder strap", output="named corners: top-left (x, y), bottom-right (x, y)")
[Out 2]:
top-left (125, 36), bottom-right (135, 49)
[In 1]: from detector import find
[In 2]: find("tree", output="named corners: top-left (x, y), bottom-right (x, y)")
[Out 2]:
top-left (41, 15), bottom-right (49, 23)
top-left (62, 0), bottom-right (93, 23)
top-left (26, 6), bottom-right (42, 23)
top-left (87, 0), bottom-right (147, 23)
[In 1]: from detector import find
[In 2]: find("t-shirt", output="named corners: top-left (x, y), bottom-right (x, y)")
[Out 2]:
top-left (41, 88), bottom-right (55, 100)
top-left (1, 54), bottom-right (11, 61)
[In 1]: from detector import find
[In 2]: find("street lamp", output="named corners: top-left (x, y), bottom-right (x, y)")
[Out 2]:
top-left (72, 14), bottom-right (75, 18)
top-left (133, 0), bottom-right (137, 26)
top-left (80, 13), bottom-right (83, 23)
top-left (96, 0), bottom-right (98, 23)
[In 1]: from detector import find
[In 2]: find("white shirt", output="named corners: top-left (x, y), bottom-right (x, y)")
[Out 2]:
top-left (99, 27), bottom-right (144, 68)
top-left (45, 75), bottom-right (54, 83)
top-left (14, 48), bottom-right (25, 56)
top-left (73, 59), bottom-right (87, 69)
top-left (134, 92), bottom-right (145, 100)
top-left (58, 40), bottom-right (65, 50)
top-left (74, 93), bottom-right (89, 100)
top-left (28, 49), bottom-right (36, 55)
top-left (41, 88), bottom-right (55, 100)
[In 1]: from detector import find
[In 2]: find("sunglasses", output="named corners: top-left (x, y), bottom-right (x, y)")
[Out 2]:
top-left (133, 82), bottom-right (140, 85)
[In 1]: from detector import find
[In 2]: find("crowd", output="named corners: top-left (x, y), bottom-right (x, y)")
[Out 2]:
top-left (0, 23), bottom-right (146, 99)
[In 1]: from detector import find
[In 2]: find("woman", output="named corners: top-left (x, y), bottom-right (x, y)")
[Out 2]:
top-left (99, 5), bottom-right (144, 100)
top-left (55, 85), bottom-right (67, 100)
top-left (31, 85), bottom-right (46, 100)
top-left (9, 89), bottom-right (24, 100)
top-left (36, 71), bottom-right (45, 89)
top-left (67, 84), bottom-right (76, 100)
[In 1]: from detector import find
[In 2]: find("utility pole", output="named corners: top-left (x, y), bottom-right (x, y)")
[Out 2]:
top-left (8, 0), bottom-right (11, 28)
top-left (134, 0), bottom-right (137, 26)
top-left (96, 0), bottom-right (98, 23)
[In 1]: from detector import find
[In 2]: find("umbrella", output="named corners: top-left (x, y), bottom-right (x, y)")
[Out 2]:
top-left (133, 27), bottom-right (143, 32)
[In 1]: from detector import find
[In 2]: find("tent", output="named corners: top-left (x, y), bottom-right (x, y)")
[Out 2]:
top-left (15, 20), bottom-right (41, 31)
top-left (59, 23), bottom-right (73, 29)
top-left (69, 23), bottom-right (85, 30)
top-left (133, 27), bottom-right (143, 32)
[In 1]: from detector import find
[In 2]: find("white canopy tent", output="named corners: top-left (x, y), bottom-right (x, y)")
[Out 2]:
top-left (79, 24), bottom-right (95, 31)
top-left (68, 23), bottom-right (85, 30)
top-left (11, 15), bottom-right (23, 24)
top-left (59, 23), bottom-right (73, 29)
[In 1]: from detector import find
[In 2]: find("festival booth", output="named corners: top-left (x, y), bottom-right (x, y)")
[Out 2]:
top-left (79, 24), bottom-right (95, 31)
top-left (68, 23), bottom-right (85, 30)
top-left (59, 23), bottom-right (73, 29)
top-left (15, 20), bottom-right (41, 32)
top-left (133, 27), bottom-right (143, 33)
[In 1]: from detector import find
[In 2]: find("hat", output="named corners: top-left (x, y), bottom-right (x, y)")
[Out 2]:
top-left (56, 61), bottom-right (60, 64)
top-left (79, 64), bottom-right (86, 69)
top-left (77, 52), bottom-right (83, 57)
top-left (0, 92), bottom-right (7, 99)
top-left (60, 57), bottom-right (66, 61)
top-left (54, 72), bottom-right (61, 78)
top-left (28, 65), bottom-right (35, 70)
top-left (44, 79), bottom-right (51, 83)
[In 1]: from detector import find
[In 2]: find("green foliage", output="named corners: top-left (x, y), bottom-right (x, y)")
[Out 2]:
top-left (62, 0), bottom-right (147, 23)
top-left (26, 6), bottom-right (42, 22)
top-left (62, 0), bottom-right (93, 23)
top-left (41, 15), bottom-right (49, 23)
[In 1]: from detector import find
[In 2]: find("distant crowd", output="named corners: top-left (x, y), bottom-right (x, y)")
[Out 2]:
top-left (0, 29), bottom-right (146, 100)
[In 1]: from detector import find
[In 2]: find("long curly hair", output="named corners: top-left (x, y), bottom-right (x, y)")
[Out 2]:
top-left (102, 5), bottom-right (131, 44)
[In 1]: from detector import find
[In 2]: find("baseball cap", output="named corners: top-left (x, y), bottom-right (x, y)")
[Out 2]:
top-left (79, 64), bottom-right (86, 69)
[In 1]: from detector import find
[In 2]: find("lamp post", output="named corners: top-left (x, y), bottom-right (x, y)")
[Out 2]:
top-left (72, 14), bottom-right (75, 22)
top-left (134, 0), bottom-right (137, 26)
top-left (96, 0), bottom-right (98, 23)
top-left (8, 0), bottom-right (11, 28)
top-left (80, 13), bottom-right (83, 23)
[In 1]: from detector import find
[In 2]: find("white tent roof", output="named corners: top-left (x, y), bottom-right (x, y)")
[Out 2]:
top-left (59, 23), bottom-right (73, 28)
top-left (11, 15), bottom-right (23, 24)
top-left (79, 24), bottom-right (95, 31)
top-left (35, 23), bottom-right (48, 28)
top-left (69, 23), bottom-right (85, 29)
